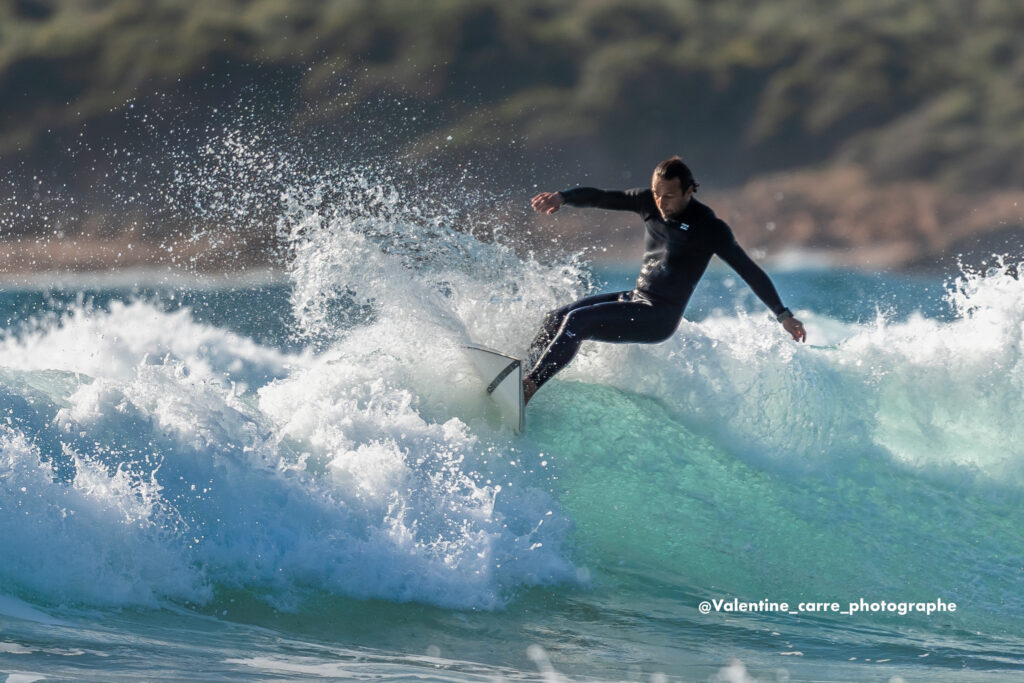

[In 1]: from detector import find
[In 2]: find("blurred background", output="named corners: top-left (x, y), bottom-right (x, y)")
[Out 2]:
top-left (2, 0), bottom-right (1024, 275)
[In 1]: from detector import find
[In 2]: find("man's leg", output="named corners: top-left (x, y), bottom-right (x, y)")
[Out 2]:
top-left (525, 291), bottom-right (626, 367)
top-left (524, 294), bottom-right (683, 400)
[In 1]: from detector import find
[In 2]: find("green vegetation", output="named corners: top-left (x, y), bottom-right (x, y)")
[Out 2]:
top-left (2, 0), bottom-right (1023, 190)
top-left (2, 0), bottom-right (1023, 272)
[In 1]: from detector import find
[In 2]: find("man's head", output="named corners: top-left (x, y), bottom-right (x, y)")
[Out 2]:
top-left (651, 156), bottom-right (697, 220)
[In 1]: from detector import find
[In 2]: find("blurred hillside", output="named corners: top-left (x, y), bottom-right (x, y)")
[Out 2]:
top-left (2, 0), bottom-right (1024, 271)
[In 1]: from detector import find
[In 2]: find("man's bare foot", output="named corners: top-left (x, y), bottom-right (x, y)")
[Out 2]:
top-left (523, 377), bottom-right (539, 405)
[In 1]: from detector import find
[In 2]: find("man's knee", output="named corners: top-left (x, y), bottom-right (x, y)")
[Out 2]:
top-left (650, 319), bottom-right (681, 343)
top-left (652, 329), bottom-right (675, 344)
top-left (560, 309), bottom-right (595, 340)
top-left (543, 307), bottom-right (569, 332)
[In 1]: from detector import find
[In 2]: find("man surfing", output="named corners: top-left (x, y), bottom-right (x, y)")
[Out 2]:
top-left (523, 156), bottom-right (806, 404)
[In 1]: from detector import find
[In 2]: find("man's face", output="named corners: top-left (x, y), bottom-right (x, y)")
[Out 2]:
top-left (651, 175), bottom-right (693, 220)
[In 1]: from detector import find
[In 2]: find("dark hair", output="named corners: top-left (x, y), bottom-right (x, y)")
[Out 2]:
top-left (653, 156), bottom-right (698, 192)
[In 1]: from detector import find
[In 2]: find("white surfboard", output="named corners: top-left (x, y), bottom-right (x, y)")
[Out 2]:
top-left (464, 342), bottom-right (525, 434)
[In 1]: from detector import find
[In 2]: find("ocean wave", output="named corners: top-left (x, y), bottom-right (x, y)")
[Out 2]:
top-left (3, 165), bottom-right (1023, 632)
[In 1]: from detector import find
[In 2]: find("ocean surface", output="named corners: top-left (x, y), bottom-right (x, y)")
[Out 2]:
top-left (3, 193), bottom-right (1024, 681)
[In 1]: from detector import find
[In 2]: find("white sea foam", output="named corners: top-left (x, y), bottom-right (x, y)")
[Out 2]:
top-left (0, 168), bottom-right (585, 611)
top-left (562, 263), bottom-right (1024, 484)
top-left (0, 292), bottom-right (578, 609)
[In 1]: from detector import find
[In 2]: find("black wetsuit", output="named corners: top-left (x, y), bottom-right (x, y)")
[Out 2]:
top-left (525, 187), bottom-right (788, 388)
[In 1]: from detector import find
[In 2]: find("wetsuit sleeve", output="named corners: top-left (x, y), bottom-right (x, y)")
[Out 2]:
top-left (559, 187), bottom-right (647, 215)
top-left (711, 219), bottom-right (787, 316)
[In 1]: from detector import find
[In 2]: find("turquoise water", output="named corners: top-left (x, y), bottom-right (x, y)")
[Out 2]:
top-left (3, 184), bottom-right (1024, 680)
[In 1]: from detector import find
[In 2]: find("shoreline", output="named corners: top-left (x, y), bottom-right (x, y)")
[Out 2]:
top-left (0, 246), bottom-right (950, 291)
top-left (0, 233), bottom-right (993, 286)
top-left (0, 265), bottom-right (287, 290)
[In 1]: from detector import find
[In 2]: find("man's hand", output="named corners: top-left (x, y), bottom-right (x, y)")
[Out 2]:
top-left (531, 191), bottom-right (564, 214)
top-left (783, 316), bottom-right (806, 342)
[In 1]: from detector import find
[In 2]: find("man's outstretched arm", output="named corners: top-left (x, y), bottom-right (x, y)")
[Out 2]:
top-left (715, 229), bottom-right (806, 342)
top-left (531, 188), bottom-right (646, 215)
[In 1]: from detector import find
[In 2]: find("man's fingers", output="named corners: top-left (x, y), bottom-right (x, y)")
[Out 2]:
top-left (531, 192), bottom-right (562, 214)
top-left (784, 318), bottom-right (806, 342)
top-left (532, 194), bottom-right (559, 213)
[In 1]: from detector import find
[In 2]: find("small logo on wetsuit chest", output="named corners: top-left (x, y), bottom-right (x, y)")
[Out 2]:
top-left (669, 221), bottom-right (689, 231)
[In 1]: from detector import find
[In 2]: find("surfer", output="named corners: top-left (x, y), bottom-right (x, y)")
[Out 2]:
top-left (523, 156), bottom-right (806, 404)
